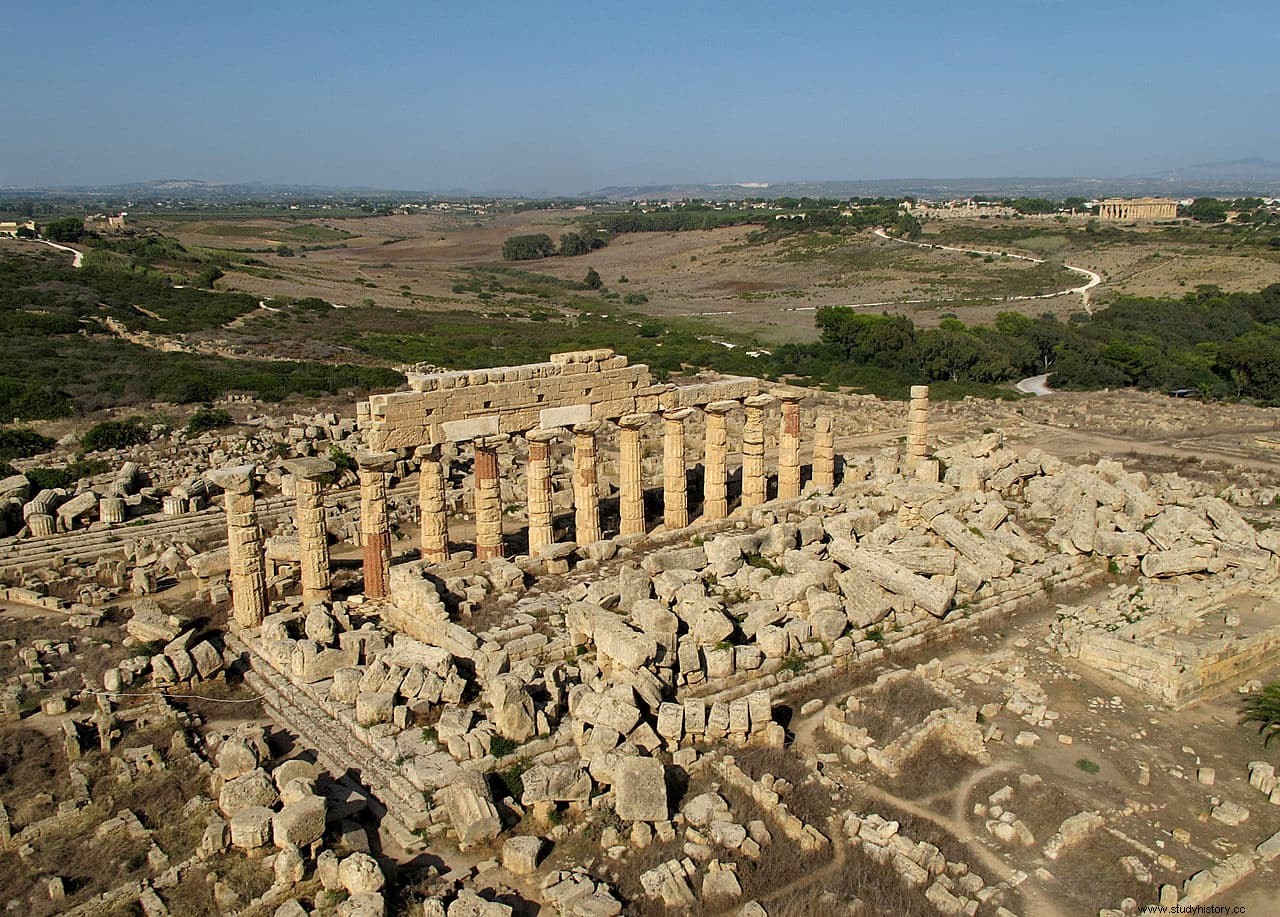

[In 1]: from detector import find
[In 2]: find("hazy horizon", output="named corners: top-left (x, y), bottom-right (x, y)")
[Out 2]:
top-left (4, 1), bottom-right (1278, 195)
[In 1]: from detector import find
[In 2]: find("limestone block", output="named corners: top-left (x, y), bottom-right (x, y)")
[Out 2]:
top-left (338, 852), bottom-right (385, 895)
top-left (229, 806), bottom-right (274, 848)
top-left (219, 769), bottom-right (278, 817)
top-left (438, 770), bottom-right (501, 848)
top-left (356, 691), bottom-right (395, 727)
top-left (614, 756), bottom-right (668, 822)
top-left (502, 835), bottom-right (543, 876)
top-left (272, 796), bottom-right (327, 849)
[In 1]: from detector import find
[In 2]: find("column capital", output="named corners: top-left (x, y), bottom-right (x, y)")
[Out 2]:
top-left (525, 426), bottom-right (564, 444)
top-left (704, 399), bottom-right (739, 415)
top-left (282, 457), bottom-right (336, 480)
top-left (617, 413), bottom-right (651, 429)
top-left (356, 450), bottom-right (397, 471)
top-left (662, 407), bottom-right (695, 422)
top-left (571, 420), bottom-right (604, 436)
top-left (744, 393), bottom-right (776, 410)
top-left (770, 388), bottom-right (803, 404)
top-left (414, 443), bottom-right (443, 459)
top-left (206, 463), bottom-right (259, 494)
top-left (474, 434), bottom-right (509, 450)
top-left (910, 384), bottom-right (930, 399)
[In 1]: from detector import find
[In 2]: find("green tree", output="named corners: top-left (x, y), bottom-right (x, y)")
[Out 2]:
top-left (42, 217), bottom-right (86, 243)
top-left (583, 267), bottom-right (603, 290)
top-left (1186, 198), bottom-right (1228, 223)
top-left (501, 234), bottom-right (556, 261)
top-left (558, 232), bottom-right (606, 256)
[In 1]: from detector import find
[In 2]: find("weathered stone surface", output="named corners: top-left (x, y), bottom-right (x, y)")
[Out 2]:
top-left (614, 756), bottom-right (667, 822)
top-left (502, 835), bottom-right (543, 875)
top-left (229, 806), bottom-right (274, 848)
top-left (219, 769), bottom-right (278, 816)
top-left (522, 764), bottom-right (592, 804)
top-left (273, 796), bottom-right (327, 848)
top-left (338, 852), bottom-right (385, 895)
top-left (439, 771), bottom-right (501, 848)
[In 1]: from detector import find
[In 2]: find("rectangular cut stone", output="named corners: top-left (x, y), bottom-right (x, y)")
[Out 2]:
top-left (540, 403), bottom-right (593, 427)
top-left (442, 416), bottom-right (500, 442)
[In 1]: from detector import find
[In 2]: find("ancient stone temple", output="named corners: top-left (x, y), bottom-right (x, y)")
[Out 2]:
top-left (208, 353), bottom-right (932, 619)
top-left (1097, 197), bottom-right (1179, 221)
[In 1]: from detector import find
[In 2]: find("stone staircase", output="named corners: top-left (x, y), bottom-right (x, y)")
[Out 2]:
top-left (226, 631), bottom-right (431, 851)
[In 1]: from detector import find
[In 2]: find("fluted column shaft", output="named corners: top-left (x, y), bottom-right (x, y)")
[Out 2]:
top-left (776, 391), bottom-right (802, 500)
top-left (525, 430), bottom-right (557, 555)
top-left (416, 445), bottom-right (449, 564)
top-left (662, 408), bottom-right (694, 529)
top-left (812, 415), bottom-right (835, 491)
top-left (211, 466), bottom-right (268, 628)
top-left (618, 414), bottom-right (649, 537)
top-left (473, 437), bottom-right (505, 560)
top-left (741, 393), bottom-right (774, 508)
top-left (286, 459), bottom-right (335, 605)
top-left (702, 401), bottom-right (736, 520)
top-left (358, 452), bottom-right (396, 599)
top-left (572, 422), bottom-right (602, 545)
top-left (906, 384), bottom-right (930, 471)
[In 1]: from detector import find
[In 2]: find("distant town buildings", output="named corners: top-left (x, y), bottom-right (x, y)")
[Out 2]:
top-left (1096, 197), bottom-right (1179, 221)
top-left (0, 220), bottom-right (36, 237)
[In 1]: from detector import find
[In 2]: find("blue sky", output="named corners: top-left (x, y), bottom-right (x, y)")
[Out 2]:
top-left (3, 0), bottom-right (1276, 193)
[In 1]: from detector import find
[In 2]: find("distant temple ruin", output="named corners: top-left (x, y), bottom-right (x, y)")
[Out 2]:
top-left (1097, 197), bottom-right (1179, 221)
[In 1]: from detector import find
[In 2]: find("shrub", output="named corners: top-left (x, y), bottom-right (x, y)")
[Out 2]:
top-left (328, 445), bottom-right (356, 475)
top-left (186, 408), bottom-right (233, 434)
top-left (490, 735), bottom-right (519, 758)
top-left (1240, 680), bottom-right (1280, 746)
top-left (623, 292), bottom-right (649, 305)
top-left (496, 757), bottom-right (532, 800)
top-left (0, 427), bottom-right (55, 461)
top-left (1075, 758), bottom-right (1101, 774)
top-left (81, 418), bottom-right (149, 452)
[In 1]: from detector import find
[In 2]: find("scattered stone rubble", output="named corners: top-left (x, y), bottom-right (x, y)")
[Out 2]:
top-left (7, 352), bottom-right (1280, 914)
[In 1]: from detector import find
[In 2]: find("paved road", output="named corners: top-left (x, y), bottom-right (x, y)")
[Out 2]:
top-left (1016, 373), bottom-right (1054, 396)
top-left (36, 238), bottom-right (84, 267)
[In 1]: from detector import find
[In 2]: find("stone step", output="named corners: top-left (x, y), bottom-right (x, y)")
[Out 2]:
top-left (0, 482), bottom-right (418, 574)
top-left (229, 632), bottom-right (430, 849)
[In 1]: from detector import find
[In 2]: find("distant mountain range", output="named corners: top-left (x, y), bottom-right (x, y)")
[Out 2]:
top-left (3, 161), bottom-right (1279, 202)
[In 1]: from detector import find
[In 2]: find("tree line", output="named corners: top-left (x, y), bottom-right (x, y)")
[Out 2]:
top-left (765, 283), bottom-right (1280, 402)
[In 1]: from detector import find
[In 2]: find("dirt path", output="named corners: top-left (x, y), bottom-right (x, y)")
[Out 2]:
top-left (1016, 374), bottom-right (1054, 396)
top-left (36, 238), bottom-right (84, 267)
top-left (860, 228), bottom-right (1102, 313)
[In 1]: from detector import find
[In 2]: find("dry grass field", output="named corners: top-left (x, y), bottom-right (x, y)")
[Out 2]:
top-left (132, 209), bottom-right (1280, 349)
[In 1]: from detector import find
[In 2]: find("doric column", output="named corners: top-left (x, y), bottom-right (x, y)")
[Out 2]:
top-left (741, 393), bottom-right (775, 508)
top-left (572, 421), bottom-right (603, 545)
top-left (99, 496), bottom-right (126, 525)
top-left (774, 390), bottom-right (802, 500)
top-left (906, 384), bottom-right (930, 471)
top-left (812, 415), bottom-right (835, 491)
top-left (209, 465), bottom-right (267, 628)
top-left (617, 413), bottom-right (649, 537)
top-left (662, 408), bottom-right (694, 529)
top-left (473, 435), bottom-right (506, 561)
top-left (283, 457), bottom-right (335, 605)
top-left (357, 451), bottom-right (397, 599)
top-left (702, 400), bottom-right (736, 521)
top-left (415, 445), bottom-right (449, 564)
top-left (525, 428), bottom-right (559, 555)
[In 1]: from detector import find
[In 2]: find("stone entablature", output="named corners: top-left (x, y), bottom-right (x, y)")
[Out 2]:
top-left (361, 349), bottom-right (759, 451)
